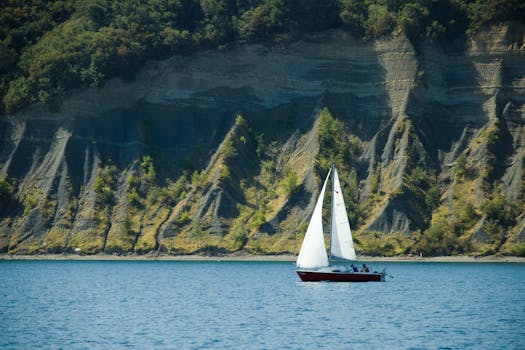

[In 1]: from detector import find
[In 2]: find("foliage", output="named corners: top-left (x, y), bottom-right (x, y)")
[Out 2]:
top-left (140, 155), bottom-right (156, 184)
top-left (2, 0), bottom-right (522, 114)
top-left (22, 188), bottom-right (42, 215)
top-left (251, 209), bottom-right (266, 229)
top-left (482, 193), bottom-right (516, 227)
top-left (370, 174), bottom-right (379, 195)
top-left (413, 215), bottom-right (464, 256)
top-left (280, 168), bottom-right (299, 195)
top-left (507, 243), bottom-right (525, 257)
top-left (2, 1), bottom-right (524, 257)
top-left (341, 169), bottom-right (363, 228)
top-left (339, 0), bottom-right (367, 35)
top-left (40, 196), bottom-right (57, 220)
top-left (0, 177), bottom-right (15, 214)
top-left (454, 201), bottom-right (479, 234)
top-left (365, 4), bottom-right (395, 37)
top-left (229, 229), bottom-right (248, 249)
top-left (191, 169), bottom-right (206, 188)
top-left (219, 165), bottom-right (230, 182)
top-left (467, 0), bottom-right (525, 33)
top-left (162, 173), bottom-right (188, 206)
top-left (402, 166), bottom-right (440, 228)
top-left (235, 114), bottom-right (247, 127)
top-left (127, 187), bottom-right (143, 208)
top-left (455, 153), bottom-right (468, 179)
top-left (222, 138), bottom-right (237, 159)
top-left (317, 107), bottom-right (364, 227)
top-left (191, 216), bottom-right (202, 237)
top-left (356, 231), bottom-right (412, 256)
top-left (317, 107), bottom-right (359, 171)
top-left (94, 164), bottom-right (117, 205)
top-left (178, 210), bottom-right (191, 224)
top-left (397, 2), bottom-right (430, 40)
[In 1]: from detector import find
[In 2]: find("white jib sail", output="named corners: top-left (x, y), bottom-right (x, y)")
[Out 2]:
top-left (296, 168), bottom-right (332, 268)
top-left (330, 166), bottom-right (357, 261)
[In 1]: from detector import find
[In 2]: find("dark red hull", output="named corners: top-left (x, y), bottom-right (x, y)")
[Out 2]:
top-left (297, 270), bottom-right (385, 282)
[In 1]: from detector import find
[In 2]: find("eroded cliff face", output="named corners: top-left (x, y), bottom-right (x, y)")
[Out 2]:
top-left (0, 25), bottom-right (524, 255)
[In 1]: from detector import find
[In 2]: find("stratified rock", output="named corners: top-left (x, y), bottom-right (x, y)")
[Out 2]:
top-left (0, 25), bottom-right (523, 254)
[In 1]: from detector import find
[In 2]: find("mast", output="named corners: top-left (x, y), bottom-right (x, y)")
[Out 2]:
top-left (329, 163), bottom-right (335, 262)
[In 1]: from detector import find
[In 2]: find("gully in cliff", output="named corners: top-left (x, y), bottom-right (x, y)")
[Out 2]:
top-left (296, 164), bottom-right (388, 282)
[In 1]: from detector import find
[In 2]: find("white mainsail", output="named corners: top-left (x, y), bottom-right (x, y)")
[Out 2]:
top-left (296, 168), bottom-right (332, 268)
top-left (330, 166), bottom-right (357, 261)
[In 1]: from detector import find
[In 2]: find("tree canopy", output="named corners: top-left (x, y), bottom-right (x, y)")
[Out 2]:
top-left (1, 0), bottom-right (523, 114)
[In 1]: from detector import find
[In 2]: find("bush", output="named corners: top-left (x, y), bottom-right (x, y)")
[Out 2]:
top-left (162, 174), bottom-right (187, 205)
top-left (140, 155), bottom-right (156, 184)
top-left (339, 0), bottom-right (367, 35)
top-left (455, 202), bottom-right (479, 233)
top-left (191, 169), bottom-right (206, 188)
top-left (0, 177), bottom-right (15, 213)
top-left (508, 243), bottom-right (525, 257)
top-left (222, 138), bottom-right (237, 159)
top-left (482, 194), bottom-right (516, 226)
top-left (94, 165), bottom-right (117, 205)
top-left (2, 0), bottom-right (522, 114)
top-left (455, 153), bottom-right (468, 178)
top-left (398, 2), bottom-right (430, 40)
top-left (365, 5), bottom-right (395, 37)
top-left (317, 107), bottom-right (359, 171)
top-left (230, 230), bottom-right (248, 249)
top-left (357, 231), bottom-right (411, 256)
top-left (127, 188), bottom-right (143, 208)
top-left (280, 169), bottom-right (299, 195)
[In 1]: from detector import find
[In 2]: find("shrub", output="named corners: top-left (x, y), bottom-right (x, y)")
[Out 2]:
top-left (508, 243), bottom-right (525, 257)
top-left (281, 169), bottom-right (299, 195)
top-left (222, 138), bottom-right (237, 159)
top-left (365, 5), bottom-right (395, 37)
top-left (94, 165), bottom-right (117, 205)
top-left (191, 169), bottom-right (206, 188)
top-left (140, 155), bottom-right (156, 184)
top-left (127, 188), bottom-right (143, 208)
top-left (482, 194), bottom-right (516, 226)
top-left (0, 177), bottom-right (15, 213)
top-left (163, 174), bottom-right (187, 205)
top-left (230, 230), bottom-right (248, 249)
top-left (455, 154), bottom-right (468, 179)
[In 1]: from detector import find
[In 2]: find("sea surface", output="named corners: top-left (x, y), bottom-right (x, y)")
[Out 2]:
top-left (0, 260), bottom-right (524, 349)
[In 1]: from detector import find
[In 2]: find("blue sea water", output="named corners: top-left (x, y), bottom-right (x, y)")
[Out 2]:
top-left (0, 260), bottom-right (524, 349)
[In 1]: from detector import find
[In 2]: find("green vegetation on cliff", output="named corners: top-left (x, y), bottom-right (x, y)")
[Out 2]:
top-left (0, 177), bottom-right (15, 214)
top-left (0, 2), bottom-right (523, 258)
top-left (1, 0), bottom-right (524, 114)
top-left (0, 103), bottom-right (523, 256)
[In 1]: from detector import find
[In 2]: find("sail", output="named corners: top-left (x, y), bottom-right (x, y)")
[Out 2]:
top-left (330, 166), bottom-right (357, 261)
top-left (296, 168), bottom-right (332, 268)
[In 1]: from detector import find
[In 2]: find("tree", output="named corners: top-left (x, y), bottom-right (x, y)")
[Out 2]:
top-left (0, 177), bottom-right (15, 214)
top-left (397, 2), bottom-right (429, 40)
top-left (365, 4), bottom-right (395, 37)
top-left (141, 155), bottom-right (156, 184)
top-left (281, 169), bottom-right (299, 195)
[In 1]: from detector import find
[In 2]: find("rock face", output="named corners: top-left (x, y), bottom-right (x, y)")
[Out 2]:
top-left (0, 25), bottom-right (524, 255)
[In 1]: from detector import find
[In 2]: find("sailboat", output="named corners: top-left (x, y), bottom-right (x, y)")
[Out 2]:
top-left (296, 164), bottom-right (386, 282)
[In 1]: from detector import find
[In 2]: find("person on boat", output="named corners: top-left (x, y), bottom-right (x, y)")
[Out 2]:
top-left (361, 264), bottom-right (369, 272)
top-left (351, 264), bottom-right (358, 272)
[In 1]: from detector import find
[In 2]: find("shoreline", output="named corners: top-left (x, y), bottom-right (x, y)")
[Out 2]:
top-left (1, 253), bottom-right (524, 263)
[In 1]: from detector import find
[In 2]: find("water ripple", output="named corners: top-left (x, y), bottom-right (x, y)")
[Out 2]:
top-left (0, 261), bottom-right (524, 349)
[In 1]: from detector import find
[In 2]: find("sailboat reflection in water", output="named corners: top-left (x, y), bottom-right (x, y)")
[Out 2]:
top-left (296, 164), bottom-right (387, 282)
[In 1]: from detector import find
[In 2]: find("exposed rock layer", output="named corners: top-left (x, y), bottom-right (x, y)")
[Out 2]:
top-left (0, 25), bottom-right (524, 255)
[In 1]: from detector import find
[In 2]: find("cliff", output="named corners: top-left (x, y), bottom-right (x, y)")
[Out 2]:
top-left (1, 25), bottom-right (524, 256)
